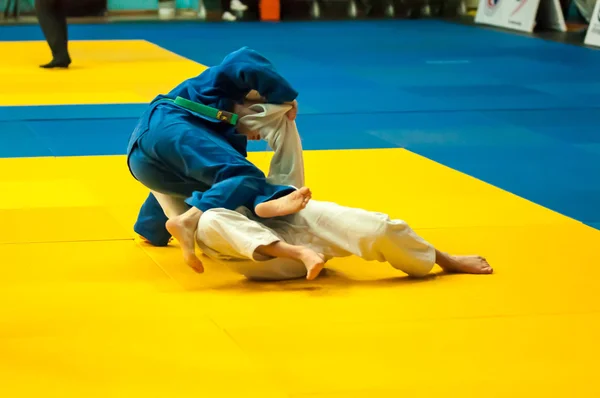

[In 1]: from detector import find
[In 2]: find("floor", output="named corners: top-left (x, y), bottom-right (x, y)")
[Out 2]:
top-left (1, 20), bottom-right (600, 397)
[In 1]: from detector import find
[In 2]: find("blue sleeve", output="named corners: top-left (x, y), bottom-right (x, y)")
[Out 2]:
top-left (214, 47), bottom-right (298, 104)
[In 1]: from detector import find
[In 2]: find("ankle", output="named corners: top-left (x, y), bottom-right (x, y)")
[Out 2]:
top-left (296, 247), bottom-right (316, 260)
top-left (182, 208), bottom-right (203, 222)
top-left (435, 250), bottom-right (455, 269)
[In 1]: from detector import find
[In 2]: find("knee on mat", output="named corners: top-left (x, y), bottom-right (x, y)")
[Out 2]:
top-left (390, 252), bottom-right (436, 278)
top-left (403, 263), bottom-right (434, 278)
top-left (369, 219), bottom-right (434, 278)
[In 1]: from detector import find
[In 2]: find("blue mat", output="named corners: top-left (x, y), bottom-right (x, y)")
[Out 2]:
top-left (0, 122), bottom-right (53, 158)
top-left (1, 20), bottom-right (599, 229)
top-left (2, 21), bottom-right (599, 115)
top-left (0, 104), bottom-right (146, 122)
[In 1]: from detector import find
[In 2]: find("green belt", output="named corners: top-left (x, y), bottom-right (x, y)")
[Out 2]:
top-left (155, 96), bottom-right (239, 126)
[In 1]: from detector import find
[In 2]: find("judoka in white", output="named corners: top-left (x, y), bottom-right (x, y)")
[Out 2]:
top-left (150, 99), bottom-right (493, 281)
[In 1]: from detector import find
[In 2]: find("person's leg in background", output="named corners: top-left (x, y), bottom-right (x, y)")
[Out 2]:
top-left (221, 0), bottom-right (236, 21)
top-left (34, 0), bottom-right (71, 68)
top-left (221, 0), bottom-right (248, 21)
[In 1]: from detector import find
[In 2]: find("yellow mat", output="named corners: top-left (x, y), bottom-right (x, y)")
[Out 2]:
top-left (1, 148), bottom-right (599, 397)
top-left (0, 40), bottom-right (204, 106)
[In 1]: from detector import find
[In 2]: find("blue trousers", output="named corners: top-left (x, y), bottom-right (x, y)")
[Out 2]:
top-left (128, 107), bottom-right (296, 246)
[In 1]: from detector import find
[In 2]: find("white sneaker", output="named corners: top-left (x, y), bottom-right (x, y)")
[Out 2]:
top-left (222, 11), bottom-right (237, 21)
top-left (230, 0), bottom-right (248, 11)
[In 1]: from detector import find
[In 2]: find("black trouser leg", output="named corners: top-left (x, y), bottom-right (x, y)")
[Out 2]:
top-left (35, 0), bottom-right (71, 67)
top-left (221, 0), bottom-right (231, 13)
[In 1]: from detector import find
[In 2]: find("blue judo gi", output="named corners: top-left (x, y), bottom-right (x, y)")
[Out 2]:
top-left (127, 47), bottom-right (299, 246)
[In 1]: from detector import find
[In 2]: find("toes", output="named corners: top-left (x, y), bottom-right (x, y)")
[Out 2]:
top-left (306, 264), bottom-right (324, 280)
top-left (191, 264), bottom-right (204, 273)
top-left (298, 187), bottom-right (312, 199)
top-left (188, 257), bottom-right (205, 273)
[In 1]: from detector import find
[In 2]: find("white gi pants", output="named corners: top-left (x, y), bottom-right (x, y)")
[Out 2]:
top-left (152, 103), bottom-right (437, 281)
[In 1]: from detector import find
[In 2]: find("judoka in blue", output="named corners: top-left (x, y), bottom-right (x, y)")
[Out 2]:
top-left (127, 47), bottom-right (301, 248)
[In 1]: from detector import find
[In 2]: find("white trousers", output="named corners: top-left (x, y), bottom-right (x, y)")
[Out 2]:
top-left (152, 103), bottom-right (436, 281)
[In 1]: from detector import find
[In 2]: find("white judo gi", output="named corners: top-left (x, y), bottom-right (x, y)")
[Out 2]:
top-left (151, 104), bottom-right (437, 281)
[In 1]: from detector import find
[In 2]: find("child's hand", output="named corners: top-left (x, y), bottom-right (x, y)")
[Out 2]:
top-left (234, 103), bottom-right (260, 140)
top-left (286, 100), bottom-right (298, 121)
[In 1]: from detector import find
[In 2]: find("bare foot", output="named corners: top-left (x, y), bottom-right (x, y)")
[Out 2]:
top-left (299, 249), bottom-right (325, 280)
top-left (440, 255), bottom-right (493, 274)
top-left (166, 214), bottom-right (204, 273)
top-left (255, 187), bottom-right (312, 218)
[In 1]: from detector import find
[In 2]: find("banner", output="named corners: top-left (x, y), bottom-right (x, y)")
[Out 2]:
top-left (584, 0), bottom-right (600, 46)
top-left (475, 0), bottom-right (566, 32)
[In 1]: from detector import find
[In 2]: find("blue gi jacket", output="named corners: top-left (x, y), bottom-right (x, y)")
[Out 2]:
top-left (128, 47), bottom-right (300, 246)
top-left (127, 46), bottom-right (298, 158)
